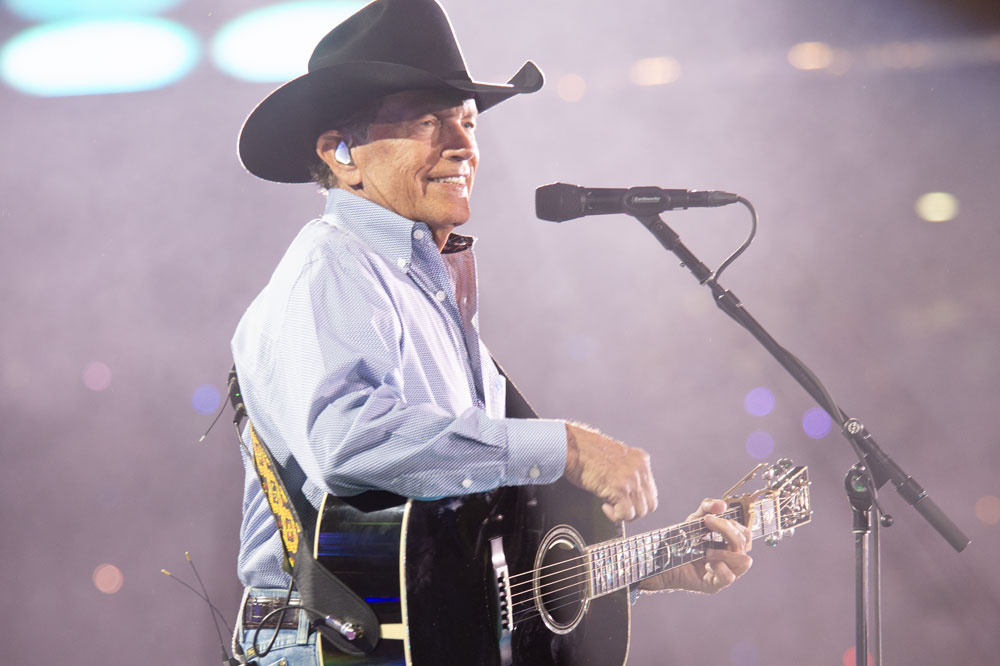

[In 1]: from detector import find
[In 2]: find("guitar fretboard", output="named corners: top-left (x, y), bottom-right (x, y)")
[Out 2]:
top-left (587, 495), bottom-right (781, 598)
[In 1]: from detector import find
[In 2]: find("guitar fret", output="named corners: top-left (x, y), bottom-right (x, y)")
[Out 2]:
top-left (629, 536), bottom-right (637, 584)
top-left (637, 536), bottom-right (645, 579)
top-left (604, 544), bottom-right (612, 591)
top-left (620, 539), bottom-right (627, 588)
top-left (614, 542), bottom-right (622, 589)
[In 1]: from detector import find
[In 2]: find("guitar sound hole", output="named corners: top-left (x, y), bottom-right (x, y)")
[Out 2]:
top-left (533, 525), bottom-right (589, 635)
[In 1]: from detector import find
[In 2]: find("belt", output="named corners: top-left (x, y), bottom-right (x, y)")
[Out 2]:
top-left (242, 595), bottom-right (306, 631)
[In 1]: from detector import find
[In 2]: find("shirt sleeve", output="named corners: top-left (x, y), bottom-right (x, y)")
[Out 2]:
top-left (233, 240), bottom-right (567, 500)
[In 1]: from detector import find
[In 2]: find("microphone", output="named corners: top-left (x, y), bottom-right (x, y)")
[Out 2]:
top-left (536, 182), bottom-right (740, 222)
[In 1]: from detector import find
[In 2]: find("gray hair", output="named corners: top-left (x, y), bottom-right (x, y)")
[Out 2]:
top-left (309, 99), bottom-right (382, 190)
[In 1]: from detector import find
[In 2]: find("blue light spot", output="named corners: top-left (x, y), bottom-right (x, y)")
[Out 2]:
top-left (211, 1), bottom-right (366, 82)
top-left (731, 640), bottom-right (758, 666)
top-left (192, 384), bottom-right (220, 415)
top-left (1, 18), bottom-right (199, 97)
top-left (3, 0), bottom-right (183, 21)
top-left (743, 386), bottom-right (775, 416)
top-left (745, 430), bottom-right (775, 460)
top-left (802, 406), bottom-right (833, 439)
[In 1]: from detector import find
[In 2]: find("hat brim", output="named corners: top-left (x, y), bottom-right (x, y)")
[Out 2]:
top-left (238, 60), bottom-right (543, 184)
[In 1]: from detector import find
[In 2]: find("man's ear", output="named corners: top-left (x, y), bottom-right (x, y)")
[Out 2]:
top-left (316, 130), bottom-right (362, 187)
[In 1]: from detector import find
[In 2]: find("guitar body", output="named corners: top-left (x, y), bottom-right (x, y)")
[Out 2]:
top-left (313, 459), bottom-right (812, 666)
top-left (315, 480), bottom-right (629, 666)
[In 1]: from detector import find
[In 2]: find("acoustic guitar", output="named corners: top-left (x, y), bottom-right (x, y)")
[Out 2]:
top-left (314, 459), bottom-right (811, 665)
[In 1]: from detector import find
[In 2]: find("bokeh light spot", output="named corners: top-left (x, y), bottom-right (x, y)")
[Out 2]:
top-left (802, 407), bottom-right (832, 439)
top-left (744, 386), bottom-right (776, 416)
top-left (93, 563), bottom-right (124, 594)
top-left (1, 18), bottom-right (199, 96)
top-left (82, 361), bottom-right (112, 391)
top-left (212, 1), bottom-right (366, 82)
top-left (192, 384), bottom-right (221, 415)
top-left (731, 641), bottom-right (757, 666)
top-left (556, 74), bottom-right (587, 102)
top-left (915, 192), bottom-right (959, 223)
top-left (842, 645), bottom-right (874, 666)
top-left (974, 495), bottom-right (1000, 526)
top-left (788, 41), bottom-right (834, 70)
top-left (629, 56), bottom-right (681, 86)
top-left (3, 0), bottom-right (182, 21)
top-left (745, 430), bottom-right (775, 460)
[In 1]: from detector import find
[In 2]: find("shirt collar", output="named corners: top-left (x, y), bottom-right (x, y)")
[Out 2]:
top-left (321, 189), bottom-right (475, 265)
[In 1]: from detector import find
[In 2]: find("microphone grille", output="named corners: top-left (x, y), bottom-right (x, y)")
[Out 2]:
top-left (535, 183), bottom-right (584, 222)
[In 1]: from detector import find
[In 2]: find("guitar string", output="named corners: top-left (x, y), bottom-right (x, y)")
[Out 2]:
top-left (507, 521), bottom-right (727, 609)
top-left (509, 526), bottom-right (749, 616)
top-left (506, 497), bottom-right (796, 607)
top-left (505, 508), bottom-right (745, 594)
top-left (507, 500), bottom-right (804, 623)
top-left (504, 495), bottom-right (802, 608)
top-left (506, 492), bottom-right (802, 590)
top-left (505, 507), bottom-right (744, 585)
top-left (510, 511), bottom-right (738, 588)
top-left (507, 504), bottom-right (797, 626)
top-left (509, 543), bottom-right (718, 625)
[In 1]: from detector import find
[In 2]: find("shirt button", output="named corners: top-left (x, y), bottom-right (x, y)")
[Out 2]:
top-left (413, 229), bottom-right (425, 240)
top-left (529, 466), bottom-right (540, 479)
top-left (434, 290), bottom-right (446, 302)
top-left (396, 258), bottom-right (406, 269)
top-left (461, 478), bottom-right (473, 489)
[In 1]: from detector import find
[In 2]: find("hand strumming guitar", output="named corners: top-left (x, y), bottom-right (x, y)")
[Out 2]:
top-left (563, 422), bottom-right (659, 523)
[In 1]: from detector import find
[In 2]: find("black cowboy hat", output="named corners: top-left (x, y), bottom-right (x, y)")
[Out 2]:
top-left (238, 0), bottom-right (544, 183)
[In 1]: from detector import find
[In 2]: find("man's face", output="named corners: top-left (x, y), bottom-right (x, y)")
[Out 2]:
top-left (350, 90), bottom-right (479, 236)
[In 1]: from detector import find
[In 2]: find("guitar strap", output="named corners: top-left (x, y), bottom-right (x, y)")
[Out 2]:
top-left (227, 366), bottom-right (378, 656)
top-left (227, 357), bottom-right (537, 656)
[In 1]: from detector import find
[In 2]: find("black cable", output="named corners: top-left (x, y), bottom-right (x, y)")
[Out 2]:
top-left (249, 578), bottom-right (296, 659)
top-left (712, 196), bottom-right (757, 281)
top-left (249, 597), bottom-right (365, 657)
top-left (695, 195), bottom-right (887, 518)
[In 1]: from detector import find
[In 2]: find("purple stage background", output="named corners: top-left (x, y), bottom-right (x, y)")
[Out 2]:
top-left (1, 1), bottom-right (999, 664)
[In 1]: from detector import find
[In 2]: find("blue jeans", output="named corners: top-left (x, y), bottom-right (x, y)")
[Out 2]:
top-left (234, 587), bottom-right (320, 666)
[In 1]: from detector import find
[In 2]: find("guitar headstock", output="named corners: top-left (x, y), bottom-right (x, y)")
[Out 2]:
top-left (726, 458), bottom-right (812, 547)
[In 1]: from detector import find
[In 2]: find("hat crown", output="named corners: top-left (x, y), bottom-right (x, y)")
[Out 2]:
top-left (308, 0), bottom-right (471, 81)
top-left (239, 0), bottom-right (542, 183)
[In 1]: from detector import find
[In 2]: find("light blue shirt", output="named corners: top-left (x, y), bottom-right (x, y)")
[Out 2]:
top-left (232, 189), bottom-right (568, 587)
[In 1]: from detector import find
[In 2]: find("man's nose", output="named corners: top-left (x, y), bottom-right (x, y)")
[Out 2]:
top-left (442, 123), bottom-right (476, 160)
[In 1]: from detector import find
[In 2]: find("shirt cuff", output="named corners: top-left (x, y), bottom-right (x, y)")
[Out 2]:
top-left (501, 417), bottom-right (567, 486)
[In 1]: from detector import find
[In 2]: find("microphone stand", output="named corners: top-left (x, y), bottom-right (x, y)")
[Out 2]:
top-left (632, 212), bottom-right (970, 666)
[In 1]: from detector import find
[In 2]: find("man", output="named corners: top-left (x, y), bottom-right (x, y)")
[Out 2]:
top-left (231, 0), bottom-right (751, 663)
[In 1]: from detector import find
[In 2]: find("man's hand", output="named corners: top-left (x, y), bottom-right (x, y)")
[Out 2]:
top-left (563, 422), bottom-right (658, 523)
top-left (639, 498), bottom-right (753, 594)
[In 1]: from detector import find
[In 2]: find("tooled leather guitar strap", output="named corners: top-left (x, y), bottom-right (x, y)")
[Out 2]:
top-left (227, 366), bottom-right (379, 656)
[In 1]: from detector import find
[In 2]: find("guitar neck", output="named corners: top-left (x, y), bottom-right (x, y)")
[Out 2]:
top-left (586, 495), bottom-right (781, 598)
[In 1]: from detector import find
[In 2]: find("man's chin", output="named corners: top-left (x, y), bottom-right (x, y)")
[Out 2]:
top-left (426, 207), bottom-right (471, 227)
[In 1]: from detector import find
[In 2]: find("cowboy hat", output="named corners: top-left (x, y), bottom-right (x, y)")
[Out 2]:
top-left (238, 0), bottom-right (544, 183)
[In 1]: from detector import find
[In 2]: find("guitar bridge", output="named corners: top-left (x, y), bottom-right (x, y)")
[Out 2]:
top-left (490, 537), bottom-right (514, 666)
